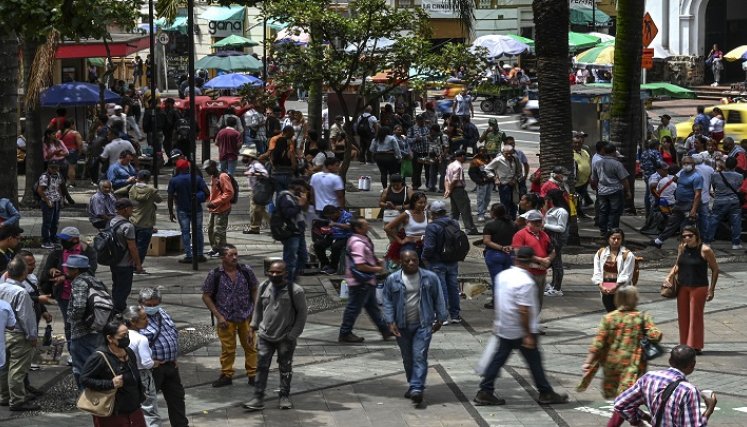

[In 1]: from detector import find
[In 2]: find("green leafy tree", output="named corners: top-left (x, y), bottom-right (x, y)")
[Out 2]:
top-left (0, 0), bottom-right (141, 204)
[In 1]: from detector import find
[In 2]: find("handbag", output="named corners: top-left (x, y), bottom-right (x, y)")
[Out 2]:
top-left (400, 158), bottom-right (413, 178)
top-left (639, 312), bottom-right (664, 361)
top-left (76, 351), bottom-right (118, 417)
top-left (718, 171), bottom-right (744, 205)
top-left (660, 248), bottom-right (682, 298)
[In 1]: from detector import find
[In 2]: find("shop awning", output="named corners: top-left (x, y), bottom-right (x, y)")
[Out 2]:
top-left (570, 6), bottom-right (612, 28)
top-left (56, 34), bottom-right (150, 59)
top-left (201, 5), bottom-right (245, 22)
top-left (266, 19), bottom-right (287, 31)
top-left (87, 58), bottom-right (106, 67)
top-left (154, 17), bottom-right (188, 34)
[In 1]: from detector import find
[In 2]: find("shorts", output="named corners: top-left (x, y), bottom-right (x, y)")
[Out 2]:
top-left (66, 150), bottom-right (79, 165)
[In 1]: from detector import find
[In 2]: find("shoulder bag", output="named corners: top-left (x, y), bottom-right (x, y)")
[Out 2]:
top-left (652, 379), bottom-right (684, 427)
top-left (660, 249), bottom-right (682, 298)
top-left (639, 312), bottom-right (664, 361)
top-left (718, 171), bottom-right (744, 204)
top-left (77, 351), bottom-right (118, 417)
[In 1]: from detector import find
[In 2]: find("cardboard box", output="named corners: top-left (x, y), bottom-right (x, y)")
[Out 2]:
top-left (147, 230), bottom-right (183, 257)
top-left (360, 208), bottom-right (381, 220)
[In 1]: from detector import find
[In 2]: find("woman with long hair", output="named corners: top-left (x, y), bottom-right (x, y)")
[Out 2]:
top-left (579, 286), bottom-right (662, 427)
top-left (384, 191), bottom-right (428, 263)
top-left (481, 203), bottom-right (516, 309)
top-left (43, 127), bottom-right (69, 167)
top-left (544, 189), bottom-right (569, 296)
top-left (659, 136), bottom-right (676, 167)
top-left (709, 107), bottom-right (725, 143)
top-left (665, 225), bottom-right (719, 354)
top-left (291, 110), bottom-right (307, 153)
top-left (270, 136), bottom-right (297, 194)
top-left (592, 228), bottom-right (637, 312)
top-left (369, 126), bottom-right (402, 189)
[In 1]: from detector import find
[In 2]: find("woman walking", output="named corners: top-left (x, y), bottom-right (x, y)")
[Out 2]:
top-left (370, 126), bottom-right (402, 189)
top-left (468, 147), bottom-right (493, 222)
top-left (481, 203), bottom-right (516, 309)
top-left (665, 225), bottom-right (719, 354)
top-left (579, 286), bottom-right (662, 427)
top-left (544, 189), bottom-right (569, 296)
top-left (384, 191), bottom-right (428, 262)
top-left (592, 229), bottom-right (637, 312)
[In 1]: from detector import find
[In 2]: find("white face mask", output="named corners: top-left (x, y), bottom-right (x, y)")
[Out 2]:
top-left (683, 164), bottom-right (694, 172)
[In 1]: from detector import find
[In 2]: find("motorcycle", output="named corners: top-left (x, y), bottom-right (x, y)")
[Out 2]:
top-left (520, 99), bottom-right (540, 129)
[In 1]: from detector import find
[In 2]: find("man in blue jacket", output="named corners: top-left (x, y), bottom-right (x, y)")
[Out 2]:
top-left (382, 248), bottom-right (447, 407)
top-left (106, 149), bottom-right (137, 190)
top-left (168, 159), bottom-right (209, 263)
top-left (421, 200), bottom-right (462, 324)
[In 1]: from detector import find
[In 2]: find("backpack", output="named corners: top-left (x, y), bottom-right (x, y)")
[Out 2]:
top-left (595, 248), bottom-right (641, 286)
top-left (218, 172), bottom-right (239, 204)
top-left (93, 220), bottom-right (129, 266)
top-left (270, 191), bottom-right (298, 241)
top-left (356, 114), bottom-right (373, 140)
top-left (80, 275), bottom-right (115, 332)
top-left (252, 176), bottom-right (275, 205)
top-left (175, 118), bottom-right (191, 141)
top-left (32, 174), bottom-right (47, 206)
top-left (438, 220), bottom-right (470, 263)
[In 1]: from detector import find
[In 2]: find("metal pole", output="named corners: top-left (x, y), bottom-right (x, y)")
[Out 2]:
top-left (148, 0), bottom-right (159, 188)
top-left (262, 16), bottom-right (267, 88)
top-left (187, 0), bottom-right (199, 271)
top-left (592, 0), bottom-right (596, 32)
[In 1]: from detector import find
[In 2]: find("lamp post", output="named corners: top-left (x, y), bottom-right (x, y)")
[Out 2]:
top-left (263, 15), bottom-right (267, 88)
top-left (187, 0), bottom-right (199, 271)
top-left (148, 0), bottom-right (159, 188)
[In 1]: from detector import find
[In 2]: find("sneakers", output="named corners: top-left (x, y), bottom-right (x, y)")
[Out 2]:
top-left (25, 385), bottom-right (44, 397)
top-left (732, 244), bottom-right (744, 250)
top-left (544, 283), bottom-right (552, 293)
top-left (178, 258), bottom-right (193, 264)
top-left (321, 266), bottom-right (336, 275)
top-left (206, 249), bottom-right (221, 258)
top-left (404, 388), bottom-right (412, 399)
top-left (338, 333), bottom-right (365, 343)
top-left (243, 229), bottom-right (260, 234)
top-left (278, 395), bottom-right (293, 409)
top-left (212, 375), bottom-right (233, 388)
top-left (243, 396), bottom-right (265, 411)
top-left (473, 390), bottom-right (506, 406)
top-left (198, 255), bottom-right (208, 263)
top-left (9, 401), bottom-right (41, 411)
top-left (41, 242), bottom-right (55, 250)
top-left (477, 215), bottom-right (485, 222)
top-left (649, 239), bottom-right (663, 249)
top-left (544, 289), bottom-right (563, 297)
top-left (538, 391), bottom-right (569, 404)
top-left (410, 391), bottom-right (423, 405)
top-left (448, 316), bottom-right (462, 324)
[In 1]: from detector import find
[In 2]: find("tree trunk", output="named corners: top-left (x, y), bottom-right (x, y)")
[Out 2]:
top-left (610, 0), bottom-right (644, 213)
top-left (0, 31), bottom-right (19, 202)
top-left (20, 41), bottom-right (43, 207)
top-left (306, 22), bottom-right (324, 139)
top-left (533, 0), bottom-right (578, 243)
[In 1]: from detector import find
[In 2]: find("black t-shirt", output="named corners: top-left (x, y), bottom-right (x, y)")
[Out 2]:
top-left (483, 219), bottom-right (516, 246)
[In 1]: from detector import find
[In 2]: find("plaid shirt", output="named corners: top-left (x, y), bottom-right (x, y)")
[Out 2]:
top-left (140, 308), bottom-right (179, 362)
top-left (67, 273), bottom-right (106, 339)
top-left (407, 125), bottom-right (430, 155)
top-left (614, 368), bottom-right (707, 427)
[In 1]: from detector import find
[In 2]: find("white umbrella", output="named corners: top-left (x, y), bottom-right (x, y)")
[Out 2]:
top-left (345, 37), bottom-right (396, 54)
top-left (471, 35), bottom-right (529, 58)
top-left (588, 32), bottom-right (615, 43)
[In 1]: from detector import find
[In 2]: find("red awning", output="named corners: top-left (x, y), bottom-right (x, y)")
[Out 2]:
top-left (56, 34), bottom-right (151, 59)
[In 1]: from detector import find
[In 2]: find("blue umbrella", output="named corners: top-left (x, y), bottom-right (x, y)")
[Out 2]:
top-left (203, 73), bottom-right (263, 90)
top-left (41, 82), bottom-right (121, 106)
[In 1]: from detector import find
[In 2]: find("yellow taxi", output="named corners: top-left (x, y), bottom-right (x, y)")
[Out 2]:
top-left (674, 103), bottom-right (747, 144)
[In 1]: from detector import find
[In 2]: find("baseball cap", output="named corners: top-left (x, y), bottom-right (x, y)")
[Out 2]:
top-left (429, 200), bottom-right (447, 213)
top-left (201, 159), bottom-right (217, 171)
top-left (389, 173), bottom-right (403, 183)
top-left (488, 118), bottom-right (498, 126)
top-left (660, 114), bottom-right (672, 120)
top-left (240, 146), bottom-right (258, 158)
top-left (175, 159), bottom-right (190, 172)
top-left (169, 148), bottom-right (184, 159)
top-left (515, 246), bottom-right (535, 262)
top-left (572, 130), bottom-right (588, 138)
top-left (453, 150), bottom-right (466, 158)
top-left (520, 210), bottom-right (543, 222)
top-left (57, 226), bottom-right (81, 240)
top-left (137, 170), bottom-right (151, 179)
top-left (114, 105), bottom-right (123, 111)
top-left (656, 160), bottom-right (669, 169)
top-left (62, 254), bottom-right (90, 269)
top-left (552, 166), bottom-right (569, 175)
top-left (115, 198), bottom-right (133, 210)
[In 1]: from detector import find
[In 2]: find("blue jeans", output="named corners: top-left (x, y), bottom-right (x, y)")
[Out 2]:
top-left (41, 201), bottom-right (62, 244)
top-left (177, 209), bottom-right (204, 259)
top-left (429, 262), bottom-right (460, 318)
top-left (697, 202), bottom-right (711, 238)
top-left (339, 284), bottom-right (388, 337)
top-left (219, 159), bottom-right (237, 175)
top-left (70, 333), bottom-right (103, 387)
top-left (135, 226), bottom-right (153, 264)
top-left (484, 249), bottom-right (513, 291)
top-left (57, 298), bottom-right (71, 351)
top-left (497, 184), bottom-right (517, 219)
top-left (110, 265), bottom-right (134, 313)
top-left (396, 325), bottom-right (433, 393)
top-left (478, 335), bottom-right (552, 395)
top-left (476, 183), bottom-right (492, 217)
top-left (597, 190), bottom-right (624, 234)
top-left (283, 234), bottom-right (308, 282)
top-left (643, 178), bottom-right (652, 216)
top-left (708, 199), bottom-right (742, 244)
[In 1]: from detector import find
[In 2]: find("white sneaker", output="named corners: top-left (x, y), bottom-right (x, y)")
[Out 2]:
top-left (544, 289), bottom-right (563, 297)
top-left (544, 283), bottom-right (553, 292)
top-left (732, 244), bottom-right (744, 250)
top-left (477, 215), bottom-right (485, 222)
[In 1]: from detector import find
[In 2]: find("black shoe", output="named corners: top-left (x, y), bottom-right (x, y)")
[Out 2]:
top-left (248, 376), bottom-right (256, 386)
top-left (243, 396), bottom-right (265, 411)
top-left (467, 229), bottom-right (481, 236)
top-left (538, 391), bottom-right (569, 404)
top-left (404, 389), bottom-right (412, 399)
top-left (243, 229), bottom-right (260, 234)
top-left (381, 330), bottom-right (394, 341)
top-left (410, 391), bottom-right (423, 405)
top-left (338, 333), bottom-right (365, 343)
top-left (473, 390), bottom-right (506, 406)
top-left (9, 401), bottom-right (41, 411)
top-left (25, 385), bottom-right (44, 397)
top-left (484, 302), bottom-right (494, 309)
top-left (212, 375), bottom-right (233, 388)
top-left (178, 258), bottom-right (193, 264)
top-left (197, 256), bottom-right (208, 263)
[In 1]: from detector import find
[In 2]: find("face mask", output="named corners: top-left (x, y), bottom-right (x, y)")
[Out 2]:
top-left (269, 275), bottom-right (285, 285)
top-left (241, 158), bottom-right (251, 164)
top-left (550, 173), bottom-right (564, 182)
top-left (143, 306), bottom-right (160, 316)
top-left (116, 335), bottom-right (130, 349)
top-left (61, 240), bottom-right (77, 250)
top-left (683, 165), bottom-right (694, 172)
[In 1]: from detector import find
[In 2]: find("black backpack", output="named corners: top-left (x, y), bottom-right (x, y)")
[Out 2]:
top-left (270, 191), bottom-right (298, 241)
top-left (438, 220), bottom-right (470, 263)
top-left (219, 172), bottom-right (239, 204)
top-left (93, 220), bottom-right (128, 266)
top-left (356, 114), bottom-right (373, 140)
top-left (252, 176), bottom-right (275, 205)
top-left (175, 118), bottom-right (191, 141)
top-left (80, 275), bottom-right (115, 332)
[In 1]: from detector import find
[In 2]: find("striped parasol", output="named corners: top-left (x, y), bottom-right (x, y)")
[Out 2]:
top-left (574, 42), bottom-right (616, 66)
top-left (724, 45), bottom-right (747, 62)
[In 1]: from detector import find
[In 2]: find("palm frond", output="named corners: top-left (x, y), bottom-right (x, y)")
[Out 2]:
top-left (26, 30), bottom-right (59, 108)
top-left (156, 0), bottom-right (184, 23)
top-left (448, 0), bottom-right (474, 37)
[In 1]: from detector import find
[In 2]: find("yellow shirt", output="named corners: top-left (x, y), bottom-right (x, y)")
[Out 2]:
top-left (574, 149), bottom-right (591, 186)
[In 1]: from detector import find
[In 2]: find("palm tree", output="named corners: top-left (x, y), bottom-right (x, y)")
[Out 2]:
top-left (610, 0), bottom-right (644, 210)
top-left (0, 31), bottom-right (20, 202)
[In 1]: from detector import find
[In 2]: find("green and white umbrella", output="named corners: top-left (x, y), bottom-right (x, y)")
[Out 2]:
top-left (195, 51), bottom-right (262, 71)
top-left (568, 32), bottom-right (602, 52)
top-left (212, 34), bottom-right (259, 48)
top-left (575, 43), bottom-right (616, 66)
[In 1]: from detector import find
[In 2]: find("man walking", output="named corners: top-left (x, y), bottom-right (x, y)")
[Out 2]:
top-left (277, 179), bottom-right (310, 282)
top-left (243, 102), bottom-right (267, 153)
top-left (202, 244), bottom-right (259, 388)
top-left (407, 114), bottom-right (431, 191)
top-left (382, 249), bottom-right (447, 406)
top-left (216, 116), bottom-right (243, 175)
top-left (422, 201), bottom-right (462, 324)
top-left (244, 261), bottom-right (307, 411)
top-left (486, 146), bottom-right (523, 220)
top-left (651, 155), bottom-right (703, 249)
top-left (0, 257), bottom-right (39, 411)
top-left (203, 160), bottom-right (234, 258)
top-left (591, 143), bottom-right (631, 237)
top-left (444, 150), bottom-right (479, 234)
top-left (168, 159), bottom-right (209, 263)
top-left (36, 160), bottom-right (64, 249)
top-left (707, 157), bottom-right (743, 248)
top-left (241, 146), bottom-right (270, 235)
top-left (473, 247), bottom-right (568, 406)
top-left (128, 170), bottom-right (162, 266)
top-left (139, 288), bottom-right (189, 427)
top-left (109, 198), bottom-right (143, 312)
top-left (613, 345), bottom-right (716, 426)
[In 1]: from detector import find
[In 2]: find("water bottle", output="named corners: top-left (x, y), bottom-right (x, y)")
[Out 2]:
top-left (339, 280), bottom-right (349, 301)
top-left (43, 324), bottom-right (53, 347)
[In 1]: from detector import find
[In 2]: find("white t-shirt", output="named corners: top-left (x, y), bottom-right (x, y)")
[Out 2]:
top-left (128, 329), bottom-right (154, 370)
top-left (100, 138), bottom-right (136, 165)
top-left (653, 174), bottom-right (677, 206)
top-left (402, 271), bottom-right (421, 327)
top-left (495, 266), bottom-right (538, 339)
top-left (309, 171), bottom-right (344, 210)
top-left (0, 299), bottom-right (16, 369)
top-left (710, 116), bottom-right (724, 133)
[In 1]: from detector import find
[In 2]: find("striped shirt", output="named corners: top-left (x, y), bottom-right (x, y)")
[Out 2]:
top-left (614, 368), bottom-right (707, 426)
top-left (140, 309), bottom-right (179, 362)
top-left (407, 126), bottom-right (430, 155)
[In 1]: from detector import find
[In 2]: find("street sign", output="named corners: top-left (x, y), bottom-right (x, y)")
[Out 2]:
top-left (158, 32), bottom-right (170, 45)
top-left (642, 12), bottom-right (658, 47)
top-left (642, 48), bottom-right (654, 69)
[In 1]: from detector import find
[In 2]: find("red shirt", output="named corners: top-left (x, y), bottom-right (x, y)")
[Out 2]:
top-left (215, 127), bottom-right (242, 161)
top-left (512, 226), bottom-right (552, 275)
top-left (539, 180), bottom-right (560, 198)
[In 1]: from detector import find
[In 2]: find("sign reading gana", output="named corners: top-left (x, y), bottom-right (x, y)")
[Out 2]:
top-left (208, 20), bottom-right (243, 37)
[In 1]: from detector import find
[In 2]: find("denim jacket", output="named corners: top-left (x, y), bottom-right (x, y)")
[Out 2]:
top-left (382, 268), bottom-right (447, 329)
top-left (0, 198), bottom-right (20, 226)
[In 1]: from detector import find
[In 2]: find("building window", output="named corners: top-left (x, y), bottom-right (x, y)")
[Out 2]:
top-left (396, 0), bottom-right (415, 9)
top-left (475, 0), bottom-right (496, 9)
